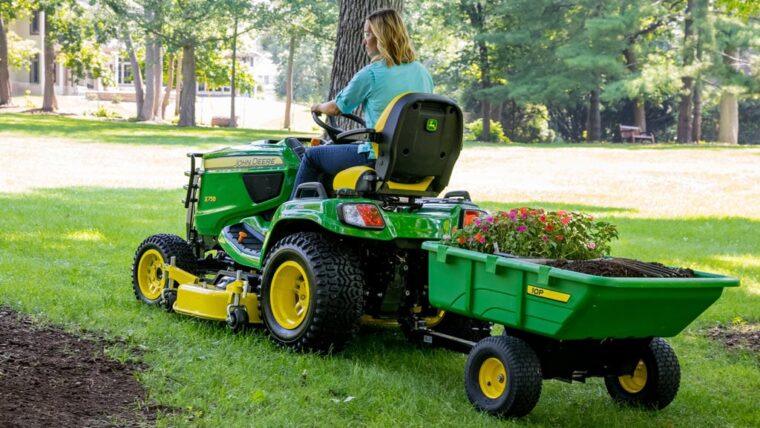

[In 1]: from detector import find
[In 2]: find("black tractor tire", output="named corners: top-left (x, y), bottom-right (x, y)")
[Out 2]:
top-left (465, 335), bottom-right (543, 418)
top-left (260, 232), bottom-right (364, 353)
top-left (604, 337), bottom-right (681, 410)
top-left (399, 311), bottom-right (492, 353)
top-left (132, 234), bottom-right (196, 306)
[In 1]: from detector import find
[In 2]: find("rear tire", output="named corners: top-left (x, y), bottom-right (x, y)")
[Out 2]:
top-left (604, 338), bottom-right (680, 410)
top-left (260, 232), bottom-right (364, 353)
top-left (131, 234), bottom-right (196, 306)
top-left (465, 335), bottom-right (542, 418)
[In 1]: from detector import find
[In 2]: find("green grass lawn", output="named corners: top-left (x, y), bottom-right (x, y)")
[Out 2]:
top-left (0, 113), bottom-right (310, 147)
top-left (1, 188), bottom-right (757, 427)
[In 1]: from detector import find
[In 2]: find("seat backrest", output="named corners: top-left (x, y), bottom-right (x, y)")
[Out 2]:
top-left (372, 93), bottom-right (463, 197)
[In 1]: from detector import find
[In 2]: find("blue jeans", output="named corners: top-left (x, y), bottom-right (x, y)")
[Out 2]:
top-left (290, 144), bottom-right (374, 199)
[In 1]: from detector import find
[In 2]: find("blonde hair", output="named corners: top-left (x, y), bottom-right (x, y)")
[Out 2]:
top-left (366, 9), bottom-right (416, 66)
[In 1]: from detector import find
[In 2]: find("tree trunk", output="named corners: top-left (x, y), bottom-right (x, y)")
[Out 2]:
top-left (284, 34), bottom-right (296, 130)
top-left (152, 43), bottom-right (162, 119)
top-left (0, 16), bottom-right (12, 106)
top-left (161, 54), bottom-right (174, 119)
top-left (691, 81), bottom-right (702, 143)
top-left (327, 0), bottom-right (403, 129)
top-left (623, 47), bottom-right (646, 132)
top-left (587, 87), bottom-right (601, 142)
top-left (718, 91), bottom-right (738, 144)
top-left (174, 51), bottom-right (182, 117)
top-left (41, 14), bottom-right (57, 112)
top-left (140, 35), bottom-right (156, 121)
top-left (230, 16), bottom-right (238, 128)
top-left (677, 0), bottom-right (696, 143)
top-left (123, 31), bottom-right (145, 120)
top-left (178, 45), bottom-right (196, 127)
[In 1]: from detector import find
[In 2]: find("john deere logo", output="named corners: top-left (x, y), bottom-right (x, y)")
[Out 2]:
top-left (425, 118), bottom-right (439, 132)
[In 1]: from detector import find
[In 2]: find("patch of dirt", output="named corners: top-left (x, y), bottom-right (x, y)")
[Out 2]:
top-left (545, 258), bottom-right (695, 278)
top-left (705, 322), bottom-right (760, 356)
top-left (0, 308), bottom-right (157, 427)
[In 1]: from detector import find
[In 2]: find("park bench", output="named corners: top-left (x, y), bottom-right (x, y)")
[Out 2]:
top-left (618, 125), bottom-right (655, 143)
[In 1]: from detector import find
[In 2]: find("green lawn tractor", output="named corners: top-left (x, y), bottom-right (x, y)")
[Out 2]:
top-left (132, 93), bottom-right (492, 353)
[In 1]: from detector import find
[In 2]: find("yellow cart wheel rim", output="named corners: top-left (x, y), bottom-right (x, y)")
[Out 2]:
top-left (270, 261), bottom-right (310, 330)
top-left (618, 360), bottom-right (648, 393)
top-left (137, 249), bottom-right (165, 301)
top-left (479, 357), bottom-right (508, 399)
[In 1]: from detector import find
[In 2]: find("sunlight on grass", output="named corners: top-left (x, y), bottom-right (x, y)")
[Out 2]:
top-left (64, 230), bottom-right (106, 242)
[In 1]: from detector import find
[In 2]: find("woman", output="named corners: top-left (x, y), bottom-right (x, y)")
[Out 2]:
top-left (291, 8), bottom-right (433, 198)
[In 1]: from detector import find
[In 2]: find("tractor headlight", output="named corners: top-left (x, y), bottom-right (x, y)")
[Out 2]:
top-left (338, 204), bottom-right (385, 229)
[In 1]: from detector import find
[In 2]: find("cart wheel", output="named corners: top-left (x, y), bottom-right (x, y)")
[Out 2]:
top-left (604, 337), bottom-right (680, 410)
top-left (464, 336), bottom-right (542, 418)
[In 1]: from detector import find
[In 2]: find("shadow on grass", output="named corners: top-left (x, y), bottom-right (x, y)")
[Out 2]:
top-left (0, 112), bottom-right (310, 146)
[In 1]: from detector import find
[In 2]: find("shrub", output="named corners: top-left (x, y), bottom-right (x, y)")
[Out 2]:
top-left (111, 94), bottom-right (123, 104)
top-left (443, 208), bottom-right (618, 260)
top-left (465, 119), bottom-right (510, 143)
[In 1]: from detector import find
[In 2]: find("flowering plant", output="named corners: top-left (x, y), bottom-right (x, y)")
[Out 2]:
top-left (443, 208), bottom-right (618, 260)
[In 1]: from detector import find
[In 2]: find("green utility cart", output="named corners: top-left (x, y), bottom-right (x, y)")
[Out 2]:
top-left (423, 242), bottom-right (740, 418)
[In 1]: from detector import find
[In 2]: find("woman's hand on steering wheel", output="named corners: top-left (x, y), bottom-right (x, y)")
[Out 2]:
top-left (311, 111), bottom-right (366, 144)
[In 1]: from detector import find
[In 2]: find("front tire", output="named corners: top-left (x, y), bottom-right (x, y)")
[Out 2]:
top-left (464, 336), bottom-right (542, 418)
top-left (260, 232), bottom-right (364, 353)
top-left (604, 337), bottom-right (680, 410)
top-left (132, 234), bottom-right (196, 306)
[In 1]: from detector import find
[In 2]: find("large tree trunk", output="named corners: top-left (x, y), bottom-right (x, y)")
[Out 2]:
top-left (327, 0), bottom-right (403, 129)
top-left (677, 0), bottom-right (696, 143)
top-left (284, 34), bottom-right (296, 130)
top-left (41, 14), bottom-right (57, 112)
top-left (587, 86), bottom-right (601, 142)
top-left (178, 45), bottom-right (196, 127)
top-left (140, 35), bottom-right (156, 121)
top-left (123, 31), bottom-right (145, 120)
top-left (161, 55), bottom-right (174, 119)
top-left (229, 17), bottom-right (238, 128)
top-left (623, 47), bottom-right (646, 131)
top-left (0, 16), bottom-right (12, 106)
top-left (691, 81), bottom-right (702, 143)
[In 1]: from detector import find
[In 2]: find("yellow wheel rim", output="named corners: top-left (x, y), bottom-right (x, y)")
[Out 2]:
top-left (479, 357), bottom-right (508, 399)
top-left (618, 360), bottom-right (648, 393)
top-left (270, 261), bottom-right (310, 330)
top-left (425, 310), bottom-right (446, 328)
top-left (137, 249), bottom-right (165, 301)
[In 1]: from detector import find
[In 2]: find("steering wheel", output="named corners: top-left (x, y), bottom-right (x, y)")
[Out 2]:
top-left (312, 112), bottom-right (366, 144)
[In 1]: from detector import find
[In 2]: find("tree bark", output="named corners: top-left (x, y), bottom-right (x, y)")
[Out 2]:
top-left (230, 16), bottom-right (238, 128)
top-left (0, 16), bottom-right (12, 106)
top-left (587, 86), bottom-right (601, 142)
top-left (123, 31), bottom-right (145, 120)
top-left (623, 47), bottom-right (646, 132)
top-left (327, 0), bottom-right (403, 129)
top-left (718, 48), bottom-right (739, 144)
top-left (174, 51), bottom-right (182, 117)
top-left (691, 81), bottom-right (702, 143)
top-left (140, 35), bottom-right (156, 121)
top-left (161, 54), bottom-right (174, 119)
top-left (152, 43), bottom-right (162, 119)
top-left (677, 0), bottom-right (695, 143)
top-left (178, 45), bottom-right (196, 127)
top-left (41, 14), bottom-right (57, 112)
top-left (284, 34), bottom-right (296, 130)
top-left (466, 2), bottom-right (492, 142)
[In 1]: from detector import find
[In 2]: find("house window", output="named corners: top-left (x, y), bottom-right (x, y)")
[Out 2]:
top-left (30, 11), bottom-right (40, 35)
top-left (118, 59), bottom-right (133, 84)
top-left (30, 54), bottom-right (40, 83)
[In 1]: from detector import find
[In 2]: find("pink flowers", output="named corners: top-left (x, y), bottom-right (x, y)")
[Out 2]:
top-left (444, 207), bottom-right (619, 260)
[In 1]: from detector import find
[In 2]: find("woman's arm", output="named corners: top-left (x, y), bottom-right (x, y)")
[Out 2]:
top-left (311, 100), bottom-right (342, 116)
